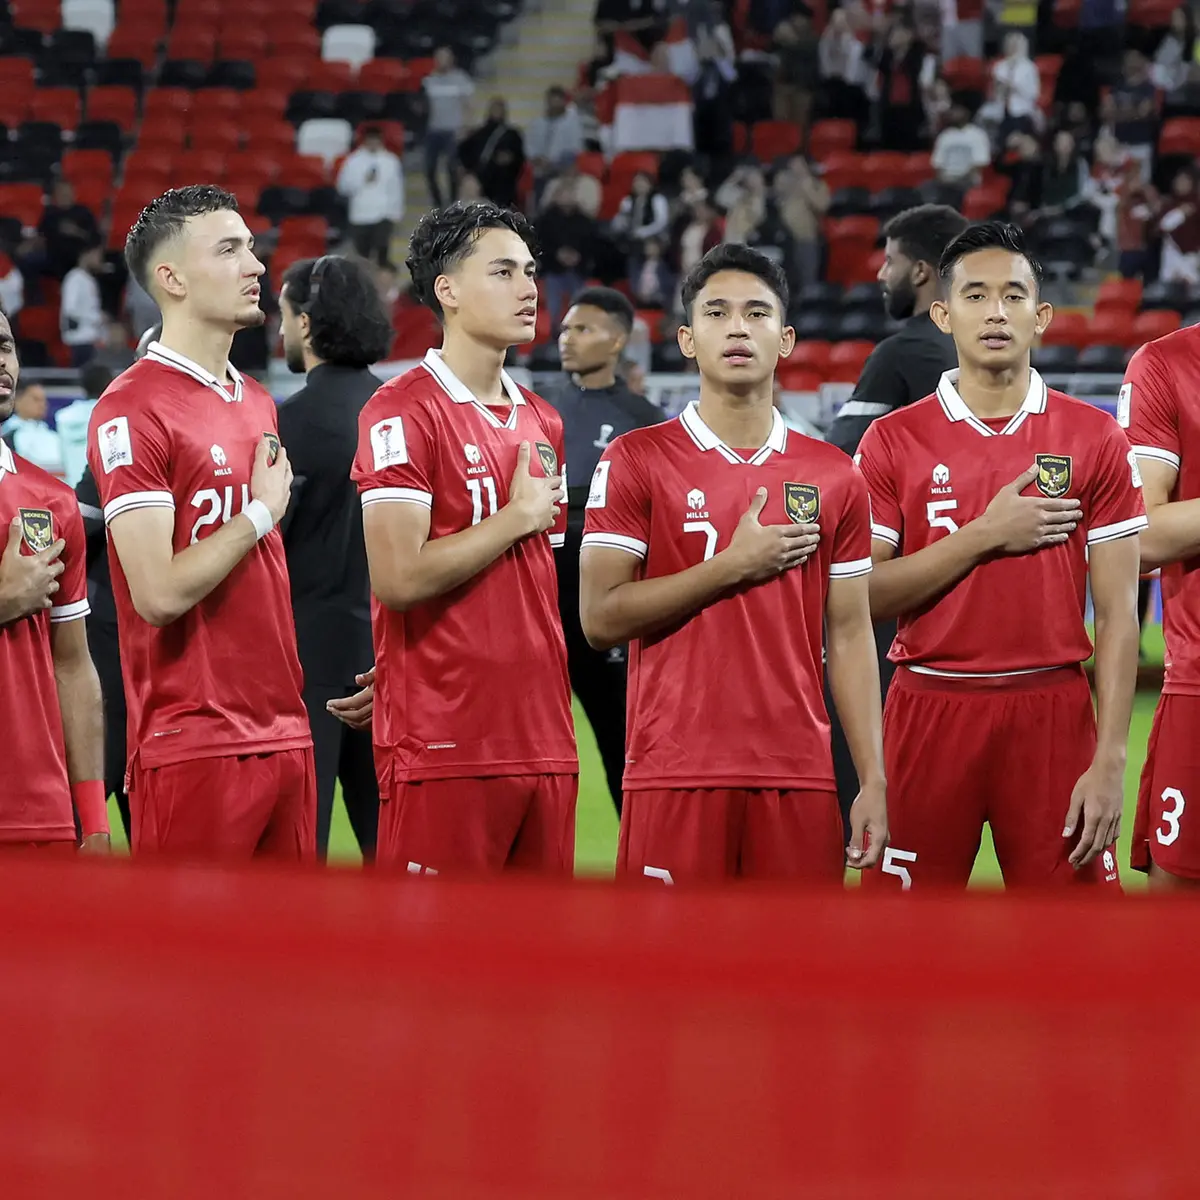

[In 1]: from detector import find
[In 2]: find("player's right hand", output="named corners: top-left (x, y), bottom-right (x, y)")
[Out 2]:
top-left (980, 464), bottom-right (1082, 554)
top-left (250, 437), bottom-right (294, 525)
top-left (0, 517), bottom-right (65, 620)
top-left (327, 667), bottom-right (375, 731)
top-left (725, 487), bottom-right (820, 582)
top-left (505, 441), bottom-right (562, 537)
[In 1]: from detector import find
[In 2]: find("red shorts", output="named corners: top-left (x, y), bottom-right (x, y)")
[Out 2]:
top-left (617, 788), bottom-right (844, 884)
top-left (862, 667), bottom-right (1119, 891)
top-left (377, 774), bottom-right (577, 875)
top-left (1132, 693), bottom-right (1200, 879)
top-left (0, 840), bottom-right (76, 854)
top-left (129, 749), bottom-right (316, 862)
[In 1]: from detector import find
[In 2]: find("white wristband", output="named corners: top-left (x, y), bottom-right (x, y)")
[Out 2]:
top-left (244, 498), bottom-right (275, 541)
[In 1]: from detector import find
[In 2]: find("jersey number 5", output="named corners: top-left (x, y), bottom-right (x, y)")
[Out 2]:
top-left (927, 499), bottom-right (959, 535)
top-left (190, 485), bottom-right (251, 544)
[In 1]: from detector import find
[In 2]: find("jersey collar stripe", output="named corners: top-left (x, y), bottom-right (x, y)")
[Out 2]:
top-left (146, 341), bottom-right (245, 403)
top-left (870, 522), bottom-right (900, 546)
top-left (580, 531), bottom-right (648, 559)
top-left (679, 401), bottom-right (787, 463)
top-left (1086, 515), bottom-right (1149, 545)
top-left (102, 490), bottom-right (176, 524)
top-left (49, 598), bottom-right (90, 623)
top-left (829, 557), bottom-right (873, 578)
top-left (1132, 445), bottom-right (1182, 469)
top-left (421, 349), bottom-right (526, 431)
top-left (360, 486), bottom-right (434, 509)
top-left (0, 440), bottom-right (16, 476)
top-left (935, 368), bottom-right (1047, 436)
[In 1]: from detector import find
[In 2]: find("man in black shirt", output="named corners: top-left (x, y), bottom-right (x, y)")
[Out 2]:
top-left (277, 255), bottom-right (393, 861)
top-left (824, 204), bottom-right (967, 835)
top-left (549, 287), bottom-right (662, 813)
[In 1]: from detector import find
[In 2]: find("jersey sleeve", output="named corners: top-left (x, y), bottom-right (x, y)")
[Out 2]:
top-left (580, 435), bottom-right (650, 560)
top-left (1087, 418), bottom-right (1149, 546)
top-left (87, 399), bottom-right (175, 526)
top-left (828, 467), bottom-right (873, 579)
top-left (854, 421), bottom-right (902, 549)
top-left (1121, 342), bottom-right (1181, 472)
top-left (352, 391), bottom-right (437, 512)
top-left (49, 495), bottom-right (89, 624)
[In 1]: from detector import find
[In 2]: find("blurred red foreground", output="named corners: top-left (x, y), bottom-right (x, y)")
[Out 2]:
top-left (2, 861), bottom-right (1196, 1199)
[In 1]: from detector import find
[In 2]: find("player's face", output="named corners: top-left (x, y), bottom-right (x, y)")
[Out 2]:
top-left (931, 248), bottom-right (1052, 372)
top-left (163, 209), bottom-right (266, 330)
top-left (436, 226), bottom-right (539, 348)
top-left (0, 313), bottom-right (17, 421)
top-left (559, 304), bottom-right (625, 374)
top-left (878, 238), bottom-right (920, 321)
top-left (678, 270), bottom-right (794, 389)
top-left (279, 285), bottom-right (308, 375)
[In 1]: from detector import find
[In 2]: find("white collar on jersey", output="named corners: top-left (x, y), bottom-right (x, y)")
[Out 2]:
top-left (145, 340), bottom-right (245, 404)
top-left (935, 368), bottom-right (1047, 437)
top-left (422, 348), bottom-right (526, 431)
top-left (679, 400), bottom-right (787, 465)
top-left (0, 440), bottom-right (16, 479)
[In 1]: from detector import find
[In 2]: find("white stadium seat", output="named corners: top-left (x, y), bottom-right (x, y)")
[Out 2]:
top-left (321, 25), bottom-right (377, 71)
top-left (296, 118), bottom-right (354, 165)
top-left (62, 0), bottom-right (115, 48)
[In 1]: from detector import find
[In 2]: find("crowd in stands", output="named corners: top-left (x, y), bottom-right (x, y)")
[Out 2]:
top-left (3, 0), bottom-right (1200, 385)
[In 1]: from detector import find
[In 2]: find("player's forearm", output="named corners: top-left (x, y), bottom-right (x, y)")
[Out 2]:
top-left (868, 522), bottom-right (993, 620)
top-left (1138, 499), bottom-right (1200, 570)
top-left (580, 553), bottom-right (740, 650)
top-left (1091, 603), bottom-right (1140, 773)
top-left (54, 655), bottom-right (104, 784)
top-left (826, 616), bottom-right (886, 789)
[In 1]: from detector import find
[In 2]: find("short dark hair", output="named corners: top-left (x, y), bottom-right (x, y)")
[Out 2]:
top-left (124, 185), bottom-right (240, 292)
top-left (406, 201), bottom-right (539, 321)
top-left (567, 286), bottom-right (634, 334)
top-left (80, 362), bottom-right (115, 399)
top-left (882, 204), bottom-right (970, 270)
top-left (281, 255), bottom-right (393, 368)
top-left (680, 243), bottom-right (790, 322)
top-left (938, 220), bottom-right (1044, 290)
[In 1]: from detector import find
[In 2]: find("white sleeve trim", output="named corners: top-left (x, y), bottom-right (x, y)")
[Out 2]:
top-left (1132, 445), bottom-right (1181, 469)
top-left (49, 598), bottom-right (90, 623)
top-left (580, 531), bottom-right (648, 559)
top-left (361, 486), bottom-right (434, 509)
top-left (870, 522), bottom-right (900, 547)
top-left (549, 532), bottom-right (565, 548)
top-left (1087, 515), bottom-right (1149, 545)
top-left (103, 490), bottom-right (175, 524)
top-left (829, 557), bottom-right (873, 578)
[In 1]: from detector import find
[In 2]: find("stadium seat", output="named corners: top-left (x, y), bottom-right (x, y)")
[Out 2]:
top-left (159, 60), bottom-right (210, 89)
top-left (276, 154), bottom-right (329, 189)
top-left (824, 216), bottom-right (880, 286)
top-left (189, 122), bottom-right (242, 154)
top-left (1132, 309), bottom-right (1182, 344)
top-left (85, 84), bottom-right (138, 125)
top-left (62, 0), bottom-right (115, 48)
top-left (296, 118), bottom-right (354, 165)
top-left (942, 56), bottom-right (988, 93)
top-left (1031, 344), bottom-right (1079, 372)
top-left (0, 183), bottom-right (45, 228)
top-left (256, 58), bottom-right (313, 94)
top-left (243, 118), bottom-right (298, 159)
top-left (28, 88), bottom-right (81, 130)
top-left (1096, 278), bottom-right (1143, 309)
top-left (321, 24), bottom-right (376, 70)
top-left (962, 179), bottom-right (1011, 220)
top-left (776, 361), bottom-right (822, 392)
top-left (1129, 0), bottom-right (1177, 27)
top-left (355, 120), bottom-right (405, 153)
top-left (1140, 279), bottom-right (1192, 311)
top-left (218, 27), bottom-right (269, 60)
top-left (73, 119), bottom-right (123, 157)
top-left (207, 60), bottom-right (256, 90)
top-left (335, 91), bottom-right (386, 126)
top-left (144, 88), bottom-right (195, 120)
top-left (809, 119), bottom-right (856, 160)
top-left (788, 340), bottom-right (832, 370)
top-left (9, 0), bottom-right (60, 33)
top-left (751, 120), bottom-right (802, 161)
top-left (861, 152), bottom-right (907, 192)
top-left (46, 27), bottom-right (97, 64)
top-left (1077, 344), bottom-right (1127, 371)
top-left (1158, 117), bottom-right (1200, 157)
top-left (62, 147), bottom-right (114, 191)
top-left (225, 151), bottom-right (279, 188)
top-left (270, 25), bottom-right (320, 56)
top-left (167, 24), bottom-right (218, 62)
top-left (1039, 311), bottom-right (1089, 348)
top-left (792, 282), bottom-right (842, 314)
top-left (106, 25), bottom-right (162, 67)
top-left (173, 150), bottom-right (227, 184)
top-left (1086, 309), bottom-right (1136, 347)
top-left (190, 87), bottom-right (242, 121)
top-left (358, 58), bottom-right (414, 93)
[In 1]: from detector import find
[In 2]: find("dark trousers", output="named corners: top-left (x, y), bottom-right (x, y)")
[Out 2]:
top-left (828, 617), bottom-right (897, 842)
top-left (304, 683), bottom-right (380, 862)
top-left (558, 534), bottom-right (627, 815)
top-left (424, 129), bottom-right (459, 208)
top-left (350, 220), bottom-right (394, 267)
top-left (89, 616), bottom-right (131, 840)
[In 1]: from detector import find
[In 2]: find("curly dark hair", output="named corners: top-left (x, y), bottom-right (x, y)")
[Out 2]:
top-left (124, 184), bottom-right (240, 292)
top-left (406, 201), bottom-right (539, 321)
top-left (882, 204), bottom-right (969, 273)
top-left (680, 243), bottom-right (790, 322)
top-left (281, 255), bottom-right (393, 368)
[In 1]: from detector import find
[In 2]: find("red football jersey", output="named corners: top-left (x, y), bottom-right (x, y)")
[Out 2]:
top-left (581, 401), bottom-right (872, 791)
top-left (86, 341), bottom-right (311, 772)
top-left (857, 369), bottom-right (1147, 675)
top-left (0, 444), bottom-right (90, 841)
top-left (351, 349), bottom-right (576, 787)
top-left (1122, 325), bottom-right (1200, 695)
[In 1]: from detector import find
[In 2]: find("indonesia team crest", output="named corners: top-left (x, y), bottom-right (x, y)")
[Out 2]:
top-left (535, 442), bottom-right (558, 476)
top-left (18, 508), bottom-right (53, 553)
top-left (1035, 454), bottom-right (1071, 498)
top-left (263, 432), bottom-right (280, 464)
top-left (783, 482), bottom-right (820, 524)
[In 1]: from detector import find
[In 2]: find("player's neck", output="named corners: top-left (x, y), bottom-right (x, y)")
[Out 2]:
top-left (440, 331), bottom-right (509, 407)
top-left (158, 320), bottom-right (235, 384)
top-left (955, 360), bottom-right (1032, 420)
top-left (573, 362), bottom-right (617, 390)
top-left (696, 385), bottom-right (774, 449)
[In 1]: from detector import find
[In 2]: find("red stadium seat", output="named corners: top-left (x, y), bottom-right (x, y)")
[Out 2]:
top-left (1039, 312), bottom-right (1088, 348)
top-left (270, 25), bottom-right (320, 57)
top-left (174, 0), bottom-right (222, 18)
top-left (1132, 309), bottom-right (1181, 344)
top-left (9, 0), bottom-right (60, 32)
top-left (189, 122), bottom-right (242, 154)
top-left (308, 62), bottom-right (356, 93)
top-left (15, 306), bottom-right (60, 348)
top-left (358, 59), bottom-right (414, 93)
top-left (788, 340), bottom-right (832, 371)
top-left (751, 120), bottom-right (802, 161)
top-left (1097, 278), bottom-right (1143, 309)
top-left (828, 339), bottom-right (876, 366)
top-left (0, 183), bottom-right (45, 228)
top-left (0, 73), bottom-right (34, 121)
top-left (1128, 0), bottom-right (1176, 27)
top-left (189, 88), bottom-right (242, 121)
top-left (1053, 0), bottom-right (1081, 24)
top-left (610, 151), bottom-right (659, 189)
top-left (62, 148), bottom-right (114, 191)
top-left (122, 150), bottom-right (174, 190)
top-left (107, 26), bottom-right (164, 68)
top-left (635, 309), bottom-right (667, 344)
top-left (776, 363), bottom-right (823, 392)
top-left (109, 202), bottom-right (147, 248)
top-left (808, 119), bottom-right (856, 161)
top-left (900, 152), bottom-right (934, 188)
top-left (278, 216), bottom-right (328, 244)
top-left (1093, 298), bottom-right (1137, 325)
top-left (819, 150), bottom-right (867, 192)
top-left (217, 27), bottom-right (269, 59)
top-left (1085, 309), bottom-right (1133, 347)
top-left (245, 88), bottom-right (290, 118)
top-left (28, 88), bottom-right (81, 130)
top-left (242, 118), bottom-right (297, 159)
top-left (276, 154), bottom-right (328, 189)
top-left (962, 178), bottom-right (1011, 219)
top-left (575, 151), bottom-right (607, 181)
top-left (942, 56), bottom-right (988, 93)
top-left (167, 24), bottom-right (218, 61)
top-left (143, 88), bottom-right (195, 120)
top-left (173, 150), bottom-right (227, 183)
top-left (255, 59), bottom-right (312, 93)
top-left (224, 151), bottom-right (278, 188)
top-left (599, 178), bottom-right (627, 221)
top-left (824, 216), bottom-right (880, 287)
top-left (72, 179), bottom-right (110, 219)
top-left (406, 57), bottom-right (436, 85)
top-left (137, 123), bottom-right (187, 155)
top-left (85, 85), bottom-right (139, 126)
top-left (861, 151), bottom-right (907, 192)
top-left (356, 121), bottom-right (405, 154)
top-left (1158, 118), bottom-right (1200, 157)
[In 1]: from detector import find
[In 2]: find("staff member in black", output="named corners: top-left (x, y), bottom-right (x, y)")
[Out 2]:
top-left (824, 204), bottom-right (967, 836)
top-left (277, 255), bottom-right (392, 861)
top-left (549, 287), bottom-right (662, 814)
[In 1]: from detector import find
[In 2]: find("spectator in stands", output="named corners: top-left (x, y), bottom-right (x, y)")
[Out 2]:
top-left (92, 316), bottom-right (135, 375)
top-left (931, 103), bottom-right (991, 194)
top-left (594, 0), bottom-right (671, 52)
top-left (1034, 130), bottom-right (1092, 225)
top-left (872, 21), bottom-right (931, 152)
top-left (818, 7), bottom-right (866, 122)
top-left (123, 276), bottom-right (159, 341)
top-left (675, 164), bottom-right (708, 214)
top-left (1106, 50), bottom-right (1159, 181)
top-left (39, 180), bottom-right (99, 281)
top-left (772, 9), bottom-right (820, 135)
top-left (979, 32), bottom-right (1041, 141)
top-left (1, 381), bottom-right (63, 476)
top-left (422, 46), bottom-right (475, 208)
top-left (612, 171), bottom-right (672, 252)
top-left (336, 126), bottom-right (405, 267)
top-left (527, 86), bottom-right (585, 200)
top-left (458, 98), bottom-right (526, 210)
top-left (717, 166), bottom-right (768, 245)
top-left (538, 181), bottom-right (597, 328)
top-left (543, 165), bottom-right (603, 219)
top-left (1078, 0), bottom-right (1126, 66)
top-left (60, 242), bottom-right (105, 368)
top-left (691, 27), bottom-right (736, 171)
top-left (1152, 7), bottom-right (1196, 92)
top-left (773, 155), bottom-right (828, 289)
top-left (673, 198), bottom-right (722, 292)
top-left (573, 84), bottom-right (604, 151)
top-left (1159, 168), bottom-right (1200, 285)
top-left (0, 252), bottom-right (23, 321)
top-left (629, 235), bottom-right (673, 307)
top-left (1060, 100), bottom-right (1097, 163)
top-left (940, 0), bottom-right (984, 60)
top-left (1115, 156), bottom-right (1159, 280)
top-left (1002, 130), bottom-right (1043, 226)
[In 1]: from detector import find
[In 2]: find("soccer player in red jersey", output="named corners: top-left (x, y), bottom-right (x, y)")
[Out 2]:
top-left (578, 244), bottom-right (887, 883)
top-left (85, 186), bottom-right (315, 860)
top-left (1120, 323), bottom-right (1200, 886)
top-left (350, 201), bottom-right (577, 875)
top-left (0, 308), bottom-right (108, 853)
top-left (856, 222), bottom-right (1145, 889)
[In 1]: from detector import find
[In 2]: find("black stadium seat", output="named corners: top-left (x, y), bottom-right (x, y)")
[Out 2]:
top-left (1140, 280), bottom-right (1192, 311)
top-left (207, 60), bottom-right (256, 90)
top-left (838, 311), bottom-right (888, 342)
top-left (1031, 344), bottom-right (1079, 372)
top-left (793, 311), bottom-right (837, 342)
top-left (828, 186), bottom-right (871, 217)
top-left (47, 28), bottom-right (96, 65)
top-left (93, 58), bottom-right (144, 89)
top-left (74, 120), bottom-right (124, 157)
top-left (159, 59), bottom-right (209, 89)
top-left (336, 91), bottom-right (386, 125)
top-left (1076, 344), bottom-right (1127, 372)
top-left (792, 282), bottom-right (842, 315)
top-left (286, 90), bottom-right (338, 124)
top-left (841, 283), bottom-right (882, 312)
